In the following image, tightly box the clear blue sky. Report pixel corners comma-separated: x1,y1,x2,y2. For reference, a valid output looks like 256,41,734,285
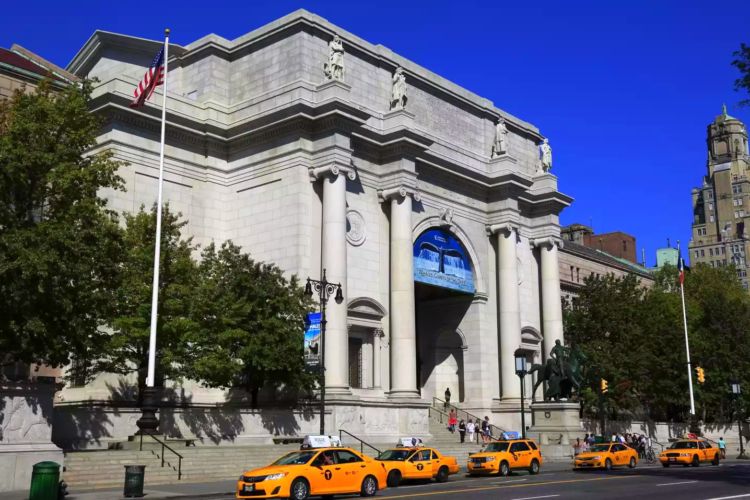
3,0,749,266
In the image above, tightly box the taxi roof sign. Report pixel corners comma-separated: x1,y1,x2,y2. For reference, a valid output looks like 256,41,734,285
301,435,342,449
397,437,424,448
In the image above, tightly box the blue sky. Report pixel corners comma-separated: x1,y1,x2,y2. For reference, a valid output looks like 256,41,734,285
3,0,749,265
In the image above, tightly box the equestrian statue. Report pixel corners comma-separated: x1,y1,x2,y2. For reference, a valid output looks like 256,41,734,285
528,340,587,401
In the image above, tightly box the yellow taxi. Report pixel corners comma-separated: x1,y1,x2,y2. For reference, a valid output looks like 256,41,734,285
659,438,721,467
573,442,638,470
375,441,460,487
467,439,543,476
236,436,387,499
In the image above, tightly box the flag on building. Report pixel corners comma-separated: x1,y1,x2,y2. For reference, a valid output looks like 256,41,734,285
130,47,165,108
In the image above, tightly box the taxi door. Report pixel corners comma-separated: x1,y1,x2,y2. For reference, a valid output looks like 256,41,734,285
308,450,338,495
406,449,433,479
428,449,443,477
612,444,627,465
698,441,709,462
333,450,365,493
509,441,531,468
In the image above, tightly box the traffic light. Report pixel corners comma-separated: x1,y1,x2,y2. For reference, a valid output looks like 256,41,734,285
600,378,609,393
696,366,705,384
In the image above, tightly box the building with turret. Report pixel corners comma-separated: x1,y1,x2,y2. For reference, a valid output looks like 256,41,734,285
689,106,750,289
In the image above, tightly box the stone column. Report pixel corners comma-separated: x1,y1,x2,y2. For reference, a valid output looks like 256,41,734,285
491,224,522,400
313,164,355,393
538,238,565,355
373,328,383,388
381,186,420,398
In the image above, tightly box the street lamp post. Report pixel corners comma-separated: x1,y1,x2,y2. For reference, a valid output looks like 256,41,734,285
730,380,748,460
515,354,528,439
305,268,343,436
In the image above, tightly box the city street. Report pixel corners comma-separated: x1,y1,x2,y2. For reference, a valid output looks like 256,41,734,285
205,462,750,500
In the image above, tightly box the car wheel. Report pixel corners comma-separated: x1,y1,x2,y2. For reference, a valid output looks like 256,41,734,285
712,454,720,466
629,457,636,469
499,461,510,477
360,476,378,497
436,466,449,483
290,478,310,500
692,455,700,467
604,458,612,471
386,470,401,487
529,459,540,475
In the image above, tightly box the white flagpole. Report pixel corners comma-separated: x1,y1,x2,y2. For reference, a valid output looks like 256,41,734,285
679,258,696,415
145,29,170,389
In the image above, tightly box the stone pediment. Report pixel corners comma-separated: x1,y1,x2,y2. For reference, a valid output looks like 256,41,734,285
347,297,387,326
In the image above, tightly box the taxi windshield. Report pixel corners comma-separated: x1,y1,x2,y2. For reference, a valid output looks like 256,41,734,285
670,441,697,449
483,442,510,452
272,451,316,465
589,444,611,452
377,449,411,461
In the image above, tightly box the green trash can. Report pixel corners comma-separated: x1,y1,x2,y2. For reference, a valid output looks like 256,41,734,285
29,461,60,500
123,465,146,498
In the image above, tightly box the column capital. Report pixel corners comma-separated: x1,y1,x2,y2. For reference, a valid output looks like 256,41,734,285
531,236,564,250
378,185,421,203
309,164,357,182
486,222,518,237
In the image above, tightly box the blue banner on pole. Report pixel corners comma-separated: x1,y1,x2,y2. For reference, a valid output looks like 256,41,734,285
304,312,322,368
413,229,475,293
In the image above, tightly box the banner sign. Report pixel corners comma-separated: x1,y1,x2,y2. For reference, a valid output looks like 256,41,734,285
304,312,322,368
413,229,475,293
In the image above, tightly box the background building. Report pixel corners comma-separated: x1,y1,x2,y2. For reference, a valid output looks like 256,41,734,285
561,223,637,263
689,107,750,289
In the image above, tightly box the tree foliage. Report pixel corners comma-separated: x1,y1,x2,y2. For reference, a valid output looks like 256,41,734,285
184,241,315,407
565,265,750,423
732,43,750,107
0,80,124,375
96,205,197,399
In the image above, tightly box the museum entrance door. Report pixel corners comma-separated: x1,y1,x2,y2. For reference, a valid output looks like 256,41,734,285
412,227,475,404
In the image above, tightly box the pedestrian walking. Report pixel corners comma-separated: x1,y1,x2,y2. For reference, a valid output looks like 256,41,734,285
466,420,476,443
573,437,582,456
458,419,466,443
448,409,458,433
719,437,726,459
444,387,451,410
481,416,491,444
475,418,482,443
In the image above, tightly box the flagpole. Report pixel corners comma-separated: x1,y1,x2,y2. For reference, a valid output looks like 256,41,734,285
146,28,170,389
679,258,696,416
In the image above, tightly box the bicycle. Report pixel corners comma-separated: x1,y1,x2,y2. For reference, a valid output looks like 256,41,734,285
644,447,657,464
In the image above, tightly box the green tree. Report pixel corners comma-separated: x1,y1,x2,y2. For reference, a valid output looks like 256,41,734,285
732,43,750,106
0,80,124,378
185,241,314,407
97,205,197,401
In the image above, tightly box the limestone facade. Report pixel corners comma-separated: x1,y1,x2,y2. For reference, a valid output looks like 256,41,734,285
60,10,572,445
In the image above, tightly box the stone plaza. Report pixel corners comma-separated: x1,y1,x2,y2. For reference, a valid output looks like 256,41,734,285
56,9,573,447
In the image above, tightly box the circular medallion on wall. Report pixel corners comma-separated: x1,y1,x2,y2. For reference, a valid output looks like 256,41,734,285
346,209,366,246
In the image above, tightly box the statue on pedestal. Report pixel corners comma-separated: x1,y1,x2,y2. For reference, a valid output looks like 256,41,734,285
539,138,552,172
390,67,407,110
323,35,345,81
529,340,586,401
492,119,508,157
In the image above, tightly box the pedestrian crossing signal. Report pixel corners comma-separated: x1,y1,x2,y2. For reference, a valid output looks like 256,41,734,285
600,379,608,393
696,366,705,384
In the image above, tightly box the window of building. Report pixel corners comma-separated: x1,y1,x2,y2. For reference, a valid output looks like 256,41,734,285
735,211,740,218
710,215,715,222
708,190,714,199
741,210,745,217
576,268,580,282
710,248,714,256
695,250,699,259
722,247,726,254
709,203,714,210
701,249,705,257
622,240,627,252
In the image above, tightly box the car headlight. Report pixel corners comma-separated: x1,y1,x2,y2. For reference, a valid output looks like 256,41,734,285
265,473,287,480
485,457,495,462
680,453,691,457
591,455,601,460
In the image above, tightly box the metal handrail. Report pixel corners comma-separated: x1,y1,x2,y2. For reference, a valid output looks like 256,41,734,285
339,429,382,456
139,433,183,480
431,397,506,440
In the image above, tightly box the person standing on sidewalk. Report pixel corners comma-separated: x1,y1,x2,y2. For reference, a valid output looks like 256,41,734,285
466,420,475,443
719,437,726,459
458,419,466,443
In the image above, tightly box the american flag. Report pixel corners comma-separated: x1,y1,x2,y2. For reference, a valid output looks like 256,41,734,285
679,258,685,286
130,47,165,108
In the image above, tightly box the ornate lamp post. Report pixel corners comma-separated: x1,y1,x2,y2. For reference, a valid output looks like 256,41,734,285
515,354,528,439
730,380,748,459
305,269,343,435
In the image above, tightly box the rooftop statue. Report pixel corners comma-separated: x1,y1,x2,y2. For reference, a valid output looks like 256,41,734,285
323,35,344,81
540,138,552,172
492,119,508,157
390,67,407,110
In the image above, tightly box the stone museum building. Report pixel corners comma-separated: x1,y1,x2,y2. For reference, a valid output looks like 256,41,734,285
57,10,573,446
689,107,750,289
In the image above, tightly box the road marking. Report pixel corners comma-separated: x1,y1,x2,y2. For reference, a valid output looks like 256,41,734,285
656,480,698,487
511,496,560,500
383,476,627,498
492,479,529,484
704,495,750,500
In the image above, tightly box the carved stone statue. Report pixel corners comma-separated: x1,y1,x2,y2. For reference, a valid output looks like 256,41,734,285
540,138,552,172
323,35,344,81
492,119,508,157
390,67,407,110
529,341,587,401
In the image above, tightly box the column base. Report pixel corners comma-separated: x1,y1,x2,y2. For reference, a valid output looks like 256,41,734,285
388,390,421,400
325,385,352,397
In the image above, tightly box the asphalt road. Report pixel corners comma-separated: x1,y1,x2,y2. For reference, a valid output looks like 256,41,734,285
213,462,750,500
